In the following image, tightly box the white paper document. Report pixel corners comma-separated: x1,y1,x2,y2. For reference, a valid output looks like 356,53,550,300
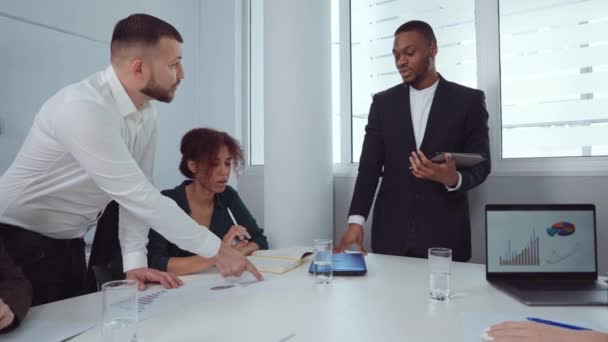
136,272,284,321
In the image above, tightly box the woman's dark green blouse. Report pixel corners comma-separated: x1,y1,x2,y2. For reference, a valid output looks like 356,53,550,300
147,180,269,271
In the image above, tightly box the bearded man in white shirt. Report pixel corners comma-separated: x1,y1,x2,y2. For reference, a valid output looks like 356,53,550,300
0,13,260,306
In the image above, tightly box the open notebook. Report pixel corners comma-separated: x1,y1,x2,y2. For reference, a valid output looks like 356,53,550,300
247,246,313,274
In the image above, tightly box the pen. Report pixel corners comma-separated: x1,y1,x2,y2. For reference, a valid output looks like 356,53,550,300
227,207,238,226
227,207,241,245
527,317,592,331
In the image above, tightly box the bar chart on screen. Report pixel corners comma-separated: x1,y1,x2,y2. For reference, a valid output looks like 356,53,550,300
499,230,540,266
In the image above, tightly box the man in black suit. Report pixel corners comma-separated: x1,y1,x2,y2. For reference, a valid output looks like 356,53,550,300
335,20,490,262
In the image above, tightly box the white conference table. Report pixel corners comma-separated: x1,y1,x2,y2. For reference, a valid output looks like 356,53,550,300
22,253,608,341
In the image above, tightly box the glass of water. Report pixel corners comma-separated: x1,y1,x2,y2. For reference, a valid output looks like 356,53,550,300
428,247,452,301
313,239,333,284
102,279,138,342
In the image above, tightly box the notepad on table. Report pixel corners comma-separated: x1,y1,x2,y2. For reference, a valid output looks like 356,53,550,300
247,246,313,274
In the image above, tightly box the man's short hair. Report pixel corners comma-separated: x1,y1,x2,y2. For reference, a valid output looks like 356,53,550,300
394,20,437,45
111,14,183,55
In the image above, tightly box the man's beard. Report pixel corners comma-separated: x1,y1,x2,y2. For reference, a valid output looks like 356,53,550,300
141,76,178,103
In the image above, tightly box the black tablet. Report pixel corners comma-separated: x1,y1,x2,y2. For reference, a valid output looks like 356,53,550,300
308,252,367,276
430,152,485,167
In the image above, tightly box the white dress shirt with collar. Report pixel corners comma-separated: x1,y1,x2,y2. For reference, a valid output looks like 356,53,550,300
348,79,462,226
0,65,220,271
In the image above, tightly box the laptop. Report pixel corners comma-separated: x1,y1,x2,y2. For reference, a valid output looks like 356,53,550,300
308,252,367,276
485,204,607,306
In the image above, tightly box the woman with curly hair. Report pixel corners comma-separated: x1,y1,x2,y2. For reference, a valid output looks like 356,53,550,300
147,128,268,275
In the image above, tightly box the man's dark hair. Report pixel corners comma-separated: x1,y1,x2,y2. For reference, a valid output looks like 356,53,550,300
111,14,183,55
394,20,437,45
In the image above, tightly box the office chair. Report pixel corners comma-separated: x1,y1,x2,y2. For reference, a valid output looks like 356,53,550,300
85,201,124,292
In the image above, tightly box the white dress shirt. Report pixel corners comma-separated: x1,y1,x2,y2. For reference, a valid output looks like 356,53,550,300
348,79,461,226
0,66,220,271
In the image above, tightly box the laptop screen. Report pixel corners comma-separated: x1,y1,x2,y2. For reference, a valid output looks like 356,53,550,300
486,204,597,275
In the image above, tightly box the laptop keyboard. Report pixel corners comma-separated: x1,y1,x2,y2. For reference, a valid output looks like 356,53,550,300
508,280,607,291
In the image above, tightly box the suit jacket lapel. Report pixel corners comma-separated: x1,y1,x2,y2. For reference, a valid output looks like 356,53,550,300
396,84,417,153
420,75,448,153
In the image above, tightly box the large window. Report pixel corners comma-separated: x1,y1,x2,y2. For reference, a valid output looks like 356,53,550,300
350,0,477,162
248,0,608,169
499,0,608,159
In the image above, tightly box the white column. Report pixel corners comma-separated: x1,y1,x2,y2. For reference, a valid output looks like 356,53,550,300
263,0,333,248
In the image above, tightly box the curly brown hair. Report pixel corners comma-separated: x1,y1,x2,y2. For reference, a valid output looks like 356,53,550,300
178,128,245,179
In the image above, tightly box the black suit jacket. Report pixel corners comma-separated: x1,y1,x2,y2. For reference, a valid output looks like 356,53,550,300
349,76,491,261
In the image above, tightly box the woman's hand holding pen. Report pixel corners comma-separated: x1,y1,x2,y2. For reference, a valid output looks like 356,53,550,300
223,225,251,248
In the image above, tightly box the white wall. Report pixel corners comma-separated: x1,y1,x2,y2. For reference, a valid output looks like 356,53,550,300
0,0,145,42
262,0,333,248
198,1,243,138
